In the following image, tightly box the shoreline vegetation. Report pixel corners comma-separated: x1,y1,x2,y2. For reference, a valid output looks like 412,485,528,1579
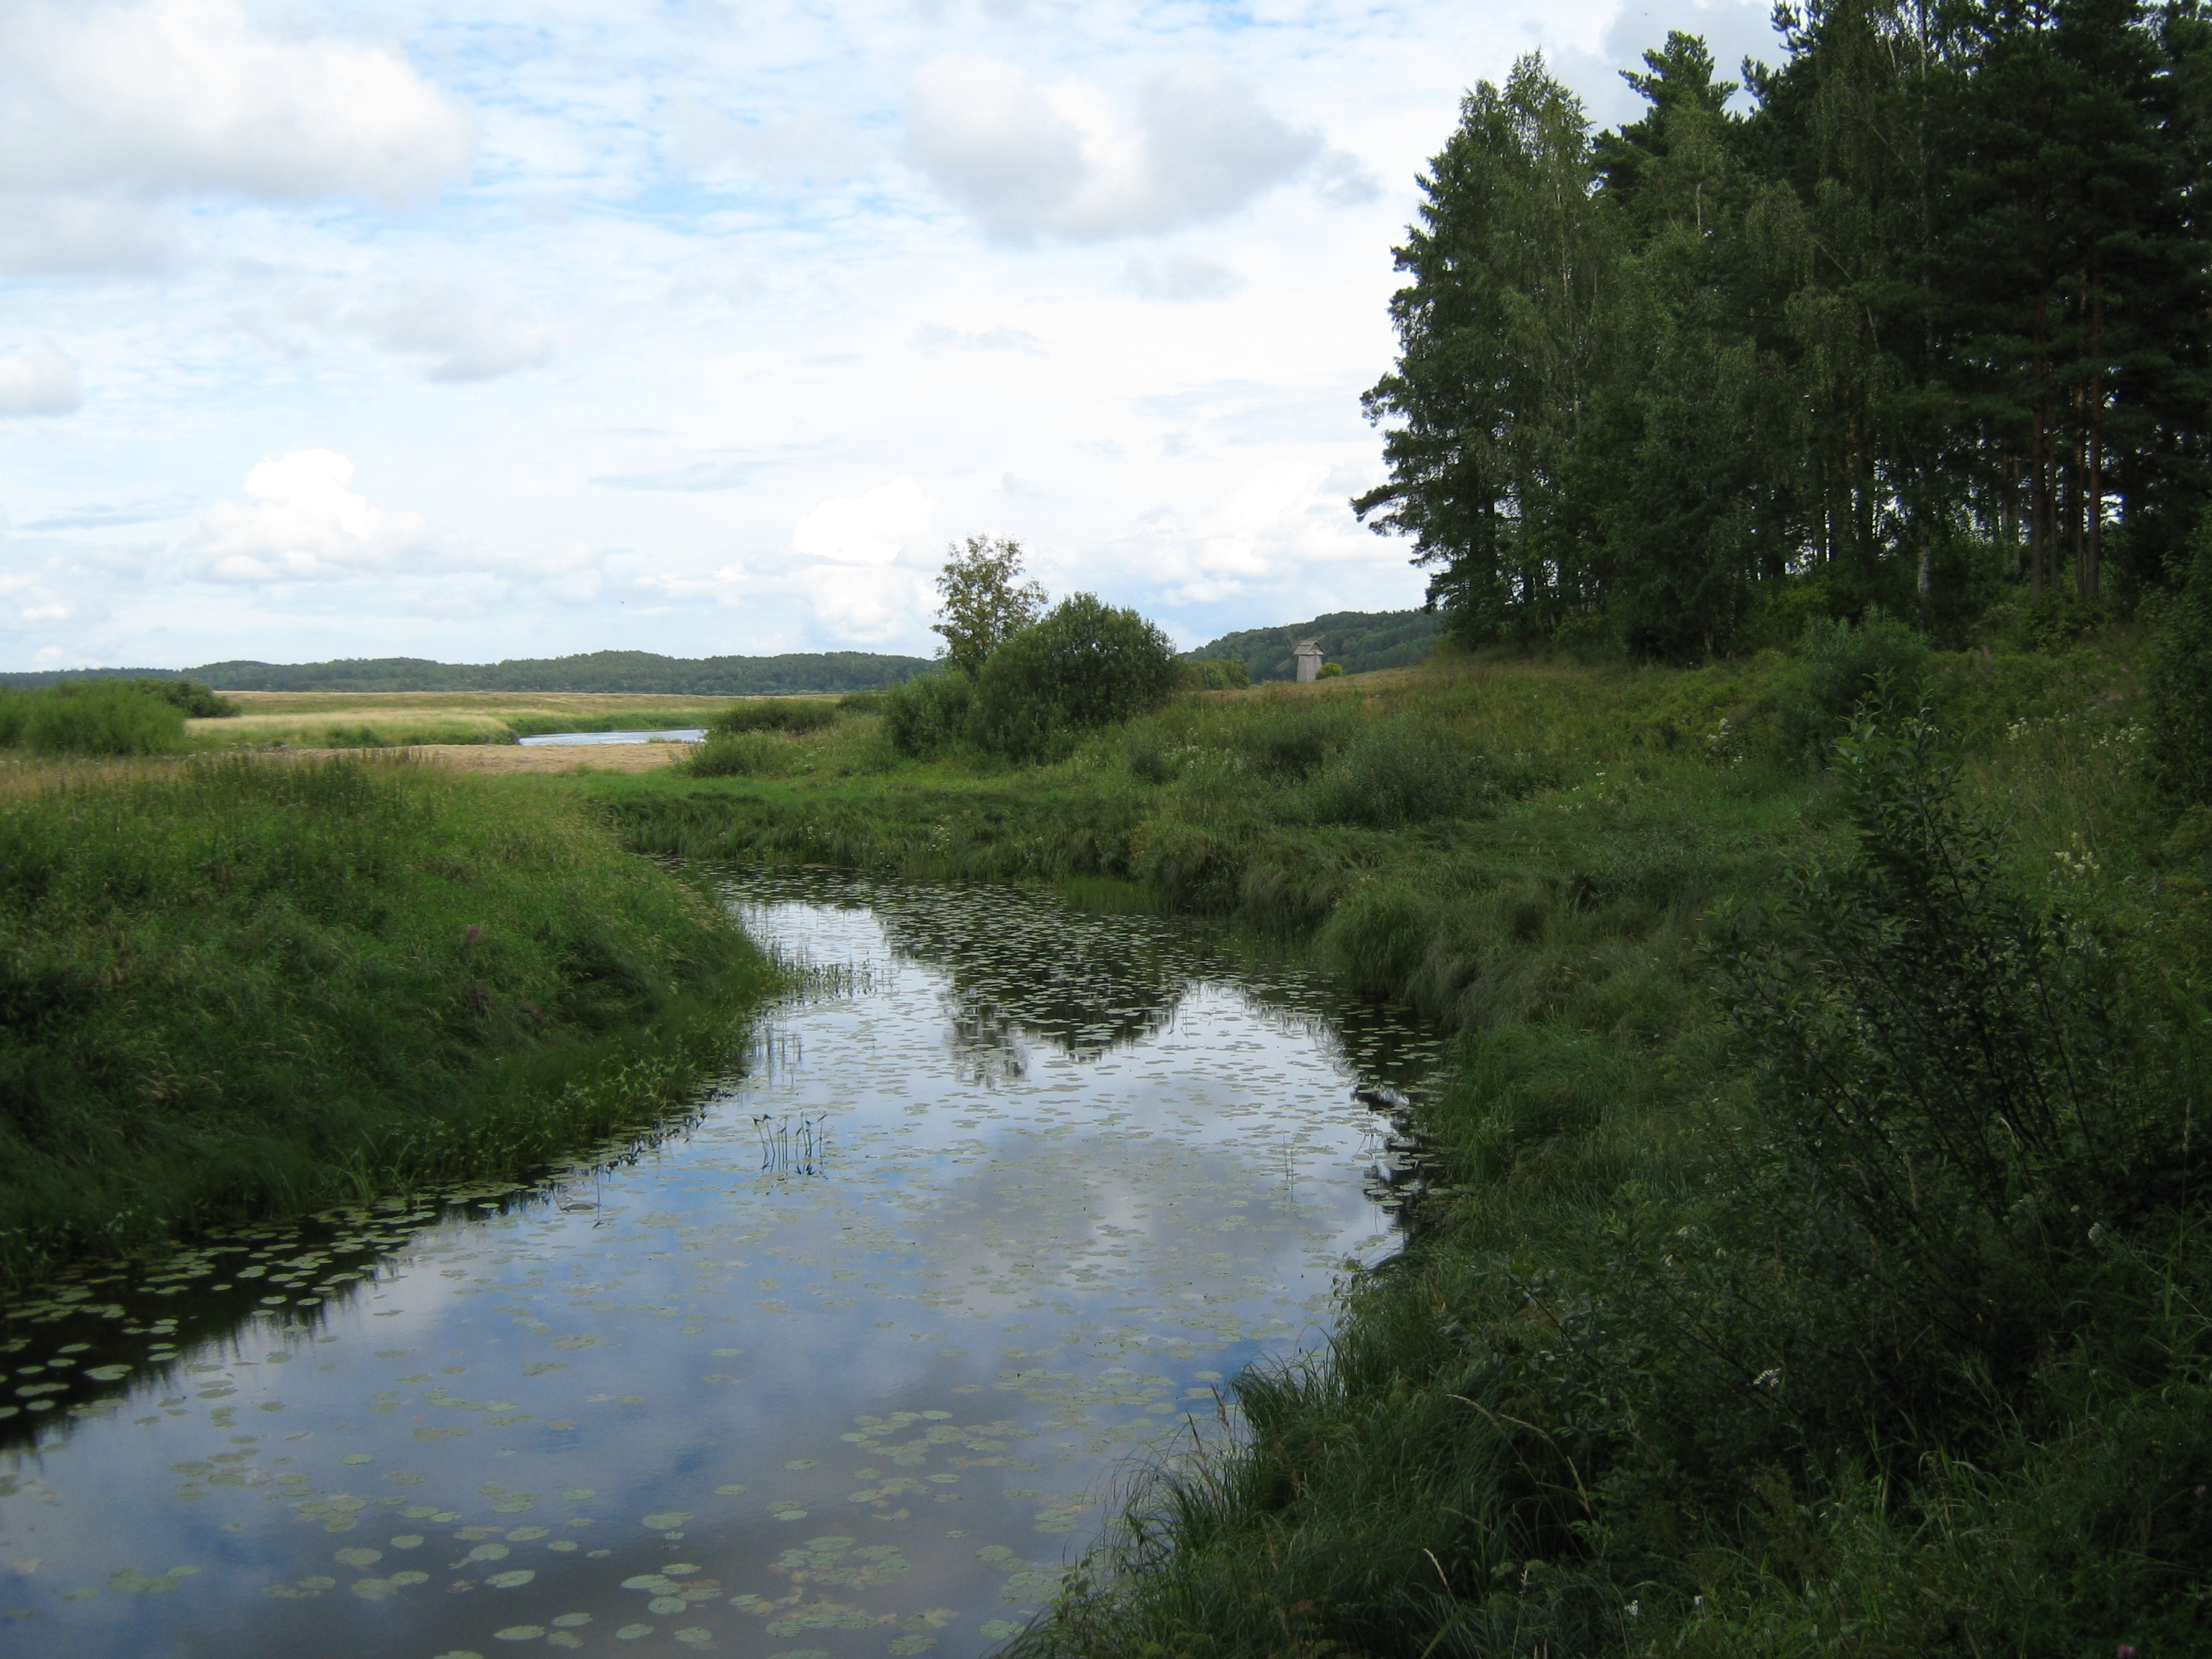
1,590,2204,1650
562,607,2209,1655
0,752,775,1290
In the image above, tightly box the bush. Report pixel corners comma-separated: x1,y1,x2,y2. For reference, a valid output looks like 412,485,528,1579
970,593,1179,763
684,735,768,777
714,698,840,734
837,691,886,714
881,670,975,758
1317,661,1346,679
2146,525,2212,804
1773,609,1931,760
18,683,188,756
135,677,235,718
1174,657,1253,693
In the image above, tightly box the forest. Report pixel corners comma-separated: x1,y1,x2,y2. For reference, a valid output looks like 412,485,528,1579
1357,0,2212,660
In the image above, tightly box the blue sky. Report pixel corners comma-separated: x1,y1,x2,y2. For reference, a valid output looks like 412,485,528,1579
0,0,1784,670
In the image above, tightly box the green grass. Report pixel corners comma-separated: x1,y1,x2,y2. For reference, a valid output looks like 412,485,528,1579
572,640,2207,1658
0,753,775,1287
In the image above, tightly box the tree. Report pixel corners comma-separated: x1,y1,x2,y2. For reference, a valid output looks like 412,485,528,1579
1355,54,1626,646
970,595,1179,763
932,535,1047,678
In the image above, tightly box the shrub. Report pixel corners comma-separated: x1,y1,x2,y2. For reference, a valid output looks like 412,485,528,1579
2146,524,2212,804
1174,657,1253,693
838,691,886,714
19,683,187,756
714,698,840,734
1317,661,1346,679
685,735,766,777
881,670,975,758
1773,610,1931,760
971,593,1179,763
2015,588,2107,651
1714,697,2168,1416
133,677,235,718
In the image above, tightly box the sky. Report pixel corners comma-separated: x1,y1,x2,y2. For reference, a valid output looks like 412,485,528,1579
0,0,1788,671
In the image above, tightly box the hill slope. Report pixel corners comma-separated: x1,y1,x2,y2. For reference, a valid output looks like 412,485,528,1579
0,649,932,696
1185,608,1440,680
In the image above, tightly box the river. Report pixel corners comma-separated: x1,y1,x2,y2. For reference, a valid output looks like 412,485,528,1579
0,869,1437,1659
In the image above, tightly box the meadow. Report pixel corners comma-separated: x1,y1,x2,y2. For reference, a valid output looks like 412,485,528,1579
570,631,2208,1657
0,752,773,1288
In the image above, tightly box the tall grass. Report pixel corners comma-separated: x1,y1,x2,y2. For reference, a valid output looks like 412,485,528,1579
0,682,189,755
0,755,773,1286
572,632,2200,1658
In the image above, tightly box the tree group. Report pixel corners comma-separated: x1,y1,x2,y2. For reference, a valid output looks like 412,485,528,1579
1359,0,2212,657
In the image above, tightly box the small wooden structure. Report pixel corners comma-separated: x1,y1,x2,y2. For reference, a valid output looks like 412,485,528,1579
1292,639,1324,683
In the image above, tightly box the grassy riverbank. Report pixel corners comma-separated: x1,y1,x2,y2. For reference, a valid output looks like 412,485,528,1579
0,753,773,1288
577,636,2210,1656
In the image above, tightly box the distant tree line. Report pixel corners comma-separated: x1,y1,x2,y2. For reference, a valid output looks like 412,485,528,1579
1184,609,1443,680
1358,0,2212,657
0,650,933,696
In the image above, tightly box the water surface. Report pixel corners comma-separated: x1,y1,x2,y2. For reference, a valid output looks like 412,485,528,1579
0,871,1434,1659
515,730,706,747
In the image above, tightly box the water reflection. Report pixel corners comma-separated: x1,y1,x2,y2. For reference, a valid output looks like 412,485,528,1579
0,871,1440,1659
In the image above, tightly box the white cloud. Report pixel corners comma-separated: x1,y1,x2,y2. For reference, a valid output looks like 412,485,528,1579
665,102,870,188
1118,252,1244,302
351,284,555,383
905,56,1322,242
0,346,81,416
916,323,1043,351
791,477,938,567
0,0,475,210
185,449,466,583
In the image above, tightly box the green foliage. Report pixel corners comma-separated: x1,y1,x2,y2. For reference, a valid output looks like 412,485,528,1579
996,688,2206,1659
1316,660,1346,678
11,682,189,756
930,533,1046,678
1186,608,1440,682
2146,524,2212,804
1359,5,2212,655
109,677,235,717
0,756,769,1283
881,670,976,760
713,698,840,734
971,593,1179,763
1773,611,1932,760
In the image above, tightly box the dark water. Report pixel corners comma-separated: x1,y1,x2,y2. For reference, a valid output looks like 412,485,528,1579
514,731,706,747
0,871,1437,1659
